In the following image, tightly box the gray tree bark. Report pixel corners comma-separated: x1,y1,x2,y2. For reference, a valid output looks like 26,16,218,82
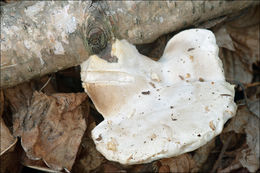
0,1,258,88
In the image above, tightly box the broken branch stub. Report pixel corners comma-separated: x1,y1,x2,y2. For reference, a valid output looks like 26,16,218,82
1,1,258,88
81,29,237,164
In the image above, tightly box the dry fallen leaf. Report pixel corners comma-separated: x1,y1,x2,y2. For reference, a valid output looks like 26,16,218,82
0,142,22,173
158,165,170,173
0,118,17,156
247,83,260,118
159,153,197,173
222,106,260,172
240,111,260,172
127,162,158,173
0,90,4,117
21,152,62,173
72,115,105,173
14,91,88,172
0,90,17,156
223,107,250,134
192,138,215,170
4,82,35,113
214,5,260,83
1,89,21,173
101,163,127,173
248,99,260,118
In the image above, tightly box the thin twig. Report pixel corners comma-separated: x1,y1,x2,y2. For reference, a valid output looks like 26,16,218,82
245,82,260,89
218,162,242,173
39,74,53,92
210,135,232,173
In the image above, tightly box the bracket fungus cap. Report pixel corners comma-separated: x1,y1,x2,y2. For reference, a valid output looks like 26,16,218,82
81,29,237,164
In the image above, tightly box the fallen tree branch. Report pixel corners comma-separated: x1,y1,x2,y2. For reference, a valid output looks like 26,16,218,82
211,136,232,173
1,1,258,88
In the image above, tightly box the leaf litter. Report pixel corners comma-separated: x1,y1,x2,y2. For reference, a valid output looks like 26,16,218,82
0,4,259,173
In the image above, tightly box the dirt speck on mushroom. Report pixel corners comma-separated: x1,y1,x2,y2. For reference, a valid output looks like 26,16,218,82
142,91,150,95
107,138,118,152
209,121,216,131
179,75,184,80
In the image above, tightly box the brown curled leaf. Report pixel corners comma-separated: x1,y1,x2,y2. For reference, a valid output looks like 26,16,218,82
16,91,88,172
159,154,197,173
72,115,105,173
0,90,17,156
21,153,61,173
0,118,17,156
222,106,260,172
214,5,260,83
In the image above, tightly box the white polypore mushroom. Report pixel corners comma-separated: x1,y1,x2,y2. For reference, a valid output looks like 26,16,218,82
80,29,237,165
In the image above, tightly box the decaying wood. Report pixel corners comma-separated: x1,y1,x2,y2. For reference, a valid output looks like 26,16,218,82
1,1,258,88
